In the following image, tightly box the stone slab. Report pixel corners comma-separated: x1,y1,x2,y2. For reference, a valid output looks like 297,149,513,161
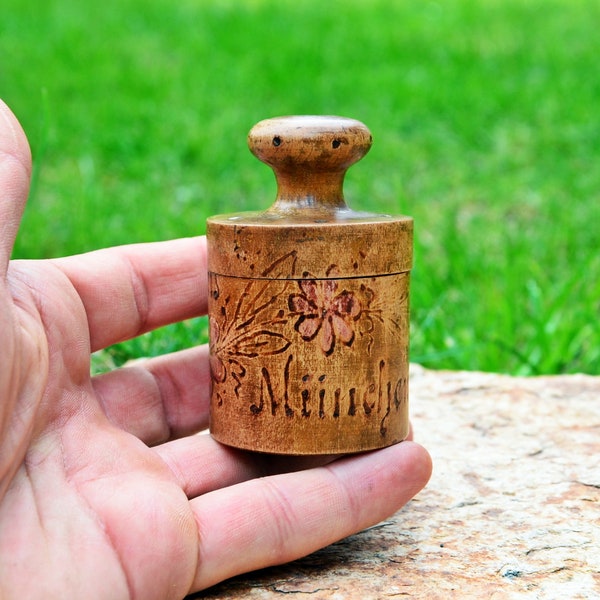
193,365,600,599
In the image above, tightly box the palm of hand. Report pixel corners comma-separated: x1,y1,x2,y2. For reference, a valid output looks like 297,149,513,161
0,101,431,599
1,257,202,598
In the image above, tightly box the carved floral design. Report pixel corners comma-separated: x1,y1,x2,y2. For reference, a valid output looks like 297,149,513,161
208,252,297,390
209,249,409,429
209,308,291,376
288,279,362,356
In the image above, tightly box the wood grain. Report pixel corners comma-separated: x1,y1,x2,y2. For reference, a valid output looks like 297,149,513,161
206,116,412,454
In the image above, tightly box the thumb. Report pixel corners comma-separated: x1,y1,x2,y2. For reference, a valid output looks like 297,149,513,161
0,99,32,274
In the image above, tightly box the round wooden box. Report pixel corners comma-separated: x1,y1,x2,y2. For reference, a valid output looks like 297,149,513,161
207,116,413,454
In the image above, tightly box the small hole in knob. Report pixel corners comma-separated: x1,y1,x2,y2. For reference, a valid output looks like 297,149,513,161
332,139,341,149
273,136,282,146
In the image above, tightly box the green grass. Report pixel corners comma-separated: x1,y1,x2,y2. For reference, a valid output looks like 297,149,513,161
2,0,599,375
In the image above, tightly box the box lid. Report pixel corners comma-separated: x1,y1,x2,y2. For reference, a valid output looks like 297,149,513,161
207,116,412,279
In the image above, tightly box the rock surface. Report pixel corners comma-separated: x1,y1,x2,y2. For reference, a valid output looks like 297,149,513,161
194,365,600,599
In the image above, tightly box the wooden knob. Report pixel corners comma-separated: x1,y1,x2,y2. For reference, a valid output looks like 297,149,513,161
248,116,372,212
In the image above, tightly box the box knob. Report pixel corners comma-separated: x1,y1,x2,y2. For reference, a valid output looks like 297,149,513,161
248,115,372,215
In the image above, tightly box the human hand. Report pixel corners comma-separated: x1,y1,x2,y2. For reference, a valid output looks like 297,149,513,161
0,99,432,599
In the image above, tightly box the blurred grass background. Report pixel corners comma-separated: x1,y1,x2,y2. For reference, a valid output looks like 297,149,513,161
2,0,599,375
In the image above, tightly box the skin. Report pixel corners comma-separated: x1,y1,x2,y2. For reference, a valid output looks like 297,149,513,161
0,99,432,599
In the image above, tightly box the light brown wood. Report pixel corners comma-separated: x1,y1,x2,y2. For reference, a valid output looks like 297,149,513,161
206,116,413,454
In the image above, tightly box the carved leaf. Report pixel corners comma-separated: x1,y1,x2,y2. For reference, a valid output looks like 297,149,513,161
232,252,297,330
261,250,298,278
231,329,291,358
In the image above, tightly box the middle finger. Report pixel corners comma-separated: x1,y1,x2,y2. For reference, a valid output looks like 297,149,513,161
92,344,211,445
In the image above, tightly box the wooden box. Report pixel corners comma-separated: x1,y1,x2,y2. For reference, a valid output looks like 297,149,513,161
207,116,413,454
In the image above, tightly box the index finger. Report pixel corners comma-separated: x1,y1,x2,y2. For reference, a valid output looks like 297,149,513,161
51,236,208,351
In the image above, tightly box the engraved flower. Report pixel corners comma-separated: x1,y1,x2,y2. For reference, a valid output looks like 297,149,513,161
288,279,362,355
